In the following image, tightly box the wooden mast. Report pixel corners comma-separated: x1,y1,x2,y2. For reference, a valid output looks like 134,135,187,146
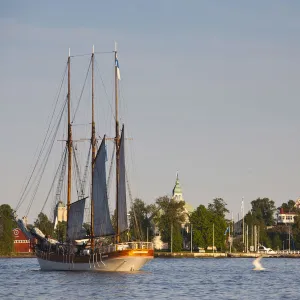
114,42,120,243
66,48,72,238
91,45,96,250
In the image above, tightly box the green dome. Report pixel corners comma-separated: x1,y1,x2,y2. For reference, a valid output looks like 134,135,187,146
173,179,182,194
173,173,182,195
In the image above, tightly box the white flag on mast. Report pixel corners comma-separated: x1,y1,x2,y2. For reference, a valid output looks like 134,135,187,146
115,55,121,80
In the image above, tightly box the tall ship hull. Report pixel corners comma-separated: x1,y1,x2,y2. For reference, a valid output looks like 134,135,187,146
36,244,153,272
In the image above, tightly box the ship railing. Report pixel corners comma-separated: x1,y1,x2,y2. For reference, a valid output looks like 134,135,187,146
98,242,153,254
116,242,154,251
99,244,117,254
277,250,300,255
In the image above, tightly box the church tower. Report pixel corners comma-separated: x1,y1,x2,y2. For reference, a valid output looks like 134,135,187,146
53,201,67,229
172,172,184,201
172,172,193,225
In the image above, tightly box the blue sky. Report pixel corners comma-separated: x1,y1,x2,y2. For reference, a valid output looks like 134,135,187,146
1,0,300,222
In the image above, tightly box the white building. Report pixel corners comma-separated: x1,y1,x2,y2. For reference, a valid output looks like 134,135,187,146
53,201,67,228
277,207,296,224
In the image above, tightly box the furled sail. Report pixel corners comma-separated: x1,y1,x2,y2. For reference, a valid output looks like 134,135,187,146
67,198,86,240
118,126,128,233
93,137,115,236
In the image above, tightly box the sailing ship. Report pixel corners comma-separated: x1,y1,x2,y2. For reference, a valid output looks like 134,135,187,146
16,45,154,271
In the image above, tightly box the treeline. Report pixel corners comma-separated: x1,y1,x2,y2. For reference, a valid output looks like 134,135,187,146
129,196,300,252
128,196,229,252
242,198,300,251
0,205,16,255
2,196,300,254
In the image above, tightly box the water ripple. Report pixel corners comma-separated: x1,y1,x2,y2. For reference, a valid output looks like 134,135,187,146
0,257,299,299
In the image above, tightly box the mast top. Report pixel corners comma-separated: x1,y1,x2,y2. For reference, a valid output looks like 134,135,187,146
68,48,71,58
92,45,94,54
114,41,117,52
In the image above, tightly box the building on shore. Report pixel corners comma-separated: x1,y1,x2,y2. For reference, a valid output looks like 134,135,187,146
172,172,193,228
13,228,33,253
13,217,35,253
53,201,67,228
277,207,297,224
153,173,193,250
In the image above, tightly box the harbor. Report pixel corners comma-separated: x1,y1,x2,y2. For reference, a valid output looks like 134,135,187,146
155,251,300,258
1,1,300,299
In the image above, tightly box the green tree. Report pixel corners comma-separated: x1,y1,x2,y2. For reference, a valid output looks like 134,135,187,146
190,202,227,251
208,198,229,218
259,226,272,247
111,210,129,243
82,222,91,236
128,198,154,241
155,196,186,252
0,204,16,255
280,200,296,213
232,236,244,252
190,205,213,249
34,212,54,237
242,198,277,249
53,221,67,242
291,215,300,249
270,233,282,250
250,198,277,226
171,223,183,252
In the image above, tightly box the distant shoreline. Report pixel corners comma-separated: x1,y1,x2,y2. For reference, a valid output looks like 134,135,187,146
2,252,300,259
155,252,300,258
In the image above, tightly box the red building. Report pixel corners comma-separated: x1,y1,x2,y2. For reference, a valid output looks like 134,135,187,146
12,228,33,253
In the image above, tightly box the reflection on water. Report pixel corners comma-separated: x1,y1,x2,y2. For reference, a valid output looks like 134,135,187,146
0,257,299,299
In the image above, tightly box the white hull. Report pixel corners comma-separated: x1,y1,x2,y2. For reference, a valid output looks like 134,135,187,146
37,256,152,272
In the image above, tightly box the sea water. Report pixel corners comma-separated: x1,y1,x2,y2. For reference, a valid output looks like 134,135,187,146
0,257,298,299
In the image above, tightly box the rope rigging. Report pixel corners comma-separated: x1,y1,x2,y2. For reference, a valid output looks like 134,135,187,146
16,50,134,232
55,147,68,205
126,169,142,241
40,146,67,216
72,58,91,123
106,143,115,203
94,58,116,125
81,143,91,199
16,63,68,212
72,144,85,199
25,97,68,216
